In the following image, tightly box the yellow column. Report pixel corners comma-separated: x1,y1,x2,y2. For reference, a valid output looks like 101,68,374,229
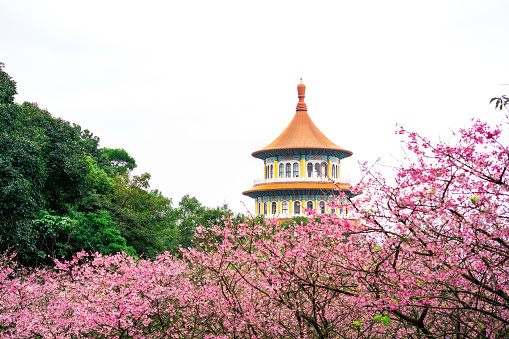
300,158,305,177
302,199,306,213
326,199,330,213
338,162,341,178
278,200,281,214
315,199,318,211
328,160,332,178
274,160,279,178
289,199,293,214
255,202,258,215
264,164,267,179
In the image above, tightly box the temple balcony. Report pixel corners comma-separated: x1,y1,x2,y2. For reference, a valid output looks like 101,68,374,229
264,210,357,220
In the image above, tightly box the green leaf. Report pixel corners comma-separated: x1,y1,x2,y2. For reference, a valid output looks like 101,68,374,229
353,321,361,326
471,194,481,205
382,316,392,325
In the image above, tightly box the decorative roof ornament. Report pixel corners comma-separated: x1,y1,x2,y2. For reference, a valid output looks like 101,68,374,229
296,83,307,111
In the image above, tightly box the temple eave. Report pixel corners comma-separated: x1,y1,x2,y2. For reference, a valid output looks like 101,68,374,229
242,182,351,198
252,147,353,160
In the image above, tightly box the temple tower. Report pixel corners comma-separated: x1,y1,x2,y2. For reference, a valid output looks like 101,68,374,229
242,82,353,218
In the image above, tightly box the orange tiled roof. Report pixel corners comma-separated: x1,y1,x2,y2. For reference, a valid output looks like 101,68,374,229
252,83,352,159
242,181,349,198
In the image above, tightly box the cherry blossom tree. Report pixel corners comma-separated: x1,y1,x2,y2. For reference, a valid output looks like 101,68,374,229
184,110,509,338
0,251,220,338
344,114,509,337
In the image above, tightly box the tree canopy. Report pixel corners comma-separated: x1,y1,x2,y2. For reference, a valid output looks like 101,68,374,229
0,63,17,105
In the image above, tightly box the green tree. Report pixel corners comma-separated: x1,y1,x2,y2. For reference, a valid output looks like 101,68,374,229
30,213,77,265
0,104,47,255
73,210,136,256
99,148,136,175
0,62,17,105
105,172,174,257
27,211,135,266
174,195,231,249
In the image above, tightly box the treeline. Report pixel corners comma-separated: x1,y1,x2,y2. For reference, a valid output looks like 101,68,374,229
0,63,231,266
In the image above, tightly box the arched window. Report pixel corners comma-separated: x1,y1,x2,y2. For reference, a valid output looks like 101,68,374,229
263,202,268,215
271,202,277,214
282,201,288,214
307,163,313,177
293,162,299,177
294,201,301,215
319,201,326,214
279,163,284,178
321,162,327,178
307,201,313,210
286,163,291,178
315,163,320,177
270,165,274,179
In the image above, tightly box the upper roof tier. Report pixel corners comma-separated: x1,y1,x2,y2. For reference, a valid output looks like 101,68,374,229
251,83,353,160
242,181,351,198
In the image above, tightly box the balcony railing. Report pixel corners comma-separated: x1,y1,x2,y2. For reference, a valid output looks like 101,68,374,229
253,176,351,186
265,211,358,220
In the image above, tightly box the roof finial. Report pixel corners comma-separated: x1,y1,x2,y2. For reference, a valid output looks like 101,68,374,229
296,81,307,111
300,77,302,84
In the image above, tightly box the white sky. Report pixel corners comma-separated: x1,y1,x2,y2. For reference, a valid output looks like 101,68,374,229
1,0,508,213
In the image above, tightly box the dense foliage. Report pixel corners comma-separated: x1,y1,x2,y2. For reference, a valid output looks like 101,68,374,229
0,63,16,105
0,64,230,265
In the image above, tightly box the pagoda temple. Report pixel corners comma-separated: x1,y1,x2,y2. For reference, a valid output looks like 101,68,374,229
242,82,353,218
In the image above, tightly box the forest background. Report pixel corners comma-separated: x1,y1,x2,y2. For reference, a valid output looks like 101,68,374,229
0,64,235,266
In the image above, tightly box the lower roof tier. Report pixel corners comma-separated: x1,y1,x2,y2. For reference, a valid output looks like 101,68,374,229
242,181,352,199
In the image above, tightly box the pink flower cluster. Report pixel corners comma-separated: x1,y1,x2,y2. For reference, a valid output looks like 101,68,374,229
0,252,217,338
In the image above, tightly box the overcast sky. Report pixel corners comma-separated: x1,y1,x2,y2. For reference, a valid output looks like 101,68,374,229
1,0,508,213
